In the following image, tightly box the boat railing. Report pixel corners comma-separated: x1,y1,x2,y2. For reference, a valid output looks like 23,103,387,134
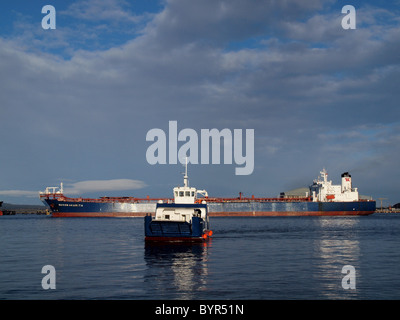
39,192,172,203
205,197,312,203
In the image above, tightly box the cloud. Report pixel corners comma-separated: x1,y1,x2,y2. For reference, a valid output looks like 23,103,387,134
1,1,400,204
3,0,150,57
63,179,147,195
62,0,141,23
0,179,147,198
144,0,327,48
0,190,39,197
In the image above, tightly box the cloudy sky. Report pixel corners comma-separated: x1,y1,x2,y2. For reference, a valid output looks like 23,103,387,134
0,0,399,206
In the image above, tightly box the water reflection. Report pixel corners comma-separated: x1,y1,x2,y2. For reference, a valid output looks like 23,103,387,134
313,217,360,299
143,240,212,299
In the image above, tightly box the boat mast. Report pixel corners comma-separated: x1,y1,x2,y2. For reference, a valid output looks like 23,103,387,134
183,157,189,187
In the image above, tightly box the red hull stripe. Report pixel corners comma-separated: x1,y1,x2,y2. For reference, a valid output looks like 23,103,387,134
145,236,206,242
51,212,145,217
51,211,375,217
209,211,375,216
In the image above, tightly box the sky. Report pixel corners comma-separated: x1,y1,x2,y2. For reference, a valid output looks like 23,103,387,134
0,0,399,206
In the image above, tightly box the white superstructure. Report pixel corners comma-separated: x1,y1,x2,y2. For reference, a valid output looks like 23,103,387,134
310,169,359,202
172,158,208,205
154,158,208,222
39,183,64,196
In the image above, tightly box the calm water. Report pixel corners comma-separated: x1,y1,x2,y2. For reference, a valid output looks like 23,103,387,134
1,213,400,300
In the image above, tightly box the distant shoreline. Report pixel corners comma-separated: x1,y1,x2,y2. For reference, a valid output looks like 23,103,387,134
1,203,47,214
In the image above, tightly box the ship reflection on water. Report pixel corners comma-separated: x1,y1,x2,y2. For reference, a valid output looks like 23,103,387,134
143,240,212,299
312,217,361,299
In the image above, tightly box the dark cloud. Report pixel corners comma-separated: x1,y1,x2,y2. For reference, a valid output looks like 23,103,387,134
0,0,399,205
144,0,327,48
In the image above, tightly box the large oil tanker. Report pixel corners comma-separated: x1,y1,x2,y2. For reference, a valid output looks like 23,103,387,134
40,169,376,217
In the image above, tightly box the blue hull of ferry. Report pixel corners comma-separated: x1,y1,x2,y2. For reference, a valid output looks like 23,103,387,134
144,215,207,241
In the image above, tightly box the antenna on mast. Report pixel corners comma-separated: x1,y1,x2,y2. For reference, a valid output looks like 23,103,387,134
183,157,188,187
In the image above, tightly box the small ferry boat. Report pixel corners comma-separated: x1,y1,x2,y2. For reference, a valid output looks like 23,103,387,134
144,160,212,242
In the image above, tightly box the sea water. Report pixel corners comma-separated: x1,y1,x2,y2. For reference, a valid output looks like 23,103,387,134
1,213,400,300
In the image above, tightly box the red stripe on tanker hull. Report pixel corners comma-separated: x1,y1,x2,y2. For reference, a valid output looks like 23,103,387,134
208,211,375,216
51,211,147,217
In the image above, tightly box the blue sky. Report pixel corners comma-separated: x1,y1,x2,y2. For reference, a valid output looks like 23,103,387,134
0,0,399,206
